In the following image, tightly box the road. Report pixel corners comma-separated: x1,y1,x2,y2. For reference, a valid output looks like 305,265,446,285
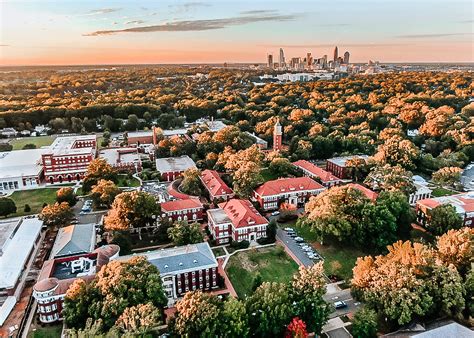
324,288,362,319
73,198,107,225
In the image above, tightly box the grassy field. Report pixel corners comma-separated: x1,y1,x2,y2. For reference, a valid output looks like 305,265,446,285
117,174,141,187
10,136,56,150
226,246,299,298
28,324,62,338
9,188,58,216
431,187,458,197
290,221,364,281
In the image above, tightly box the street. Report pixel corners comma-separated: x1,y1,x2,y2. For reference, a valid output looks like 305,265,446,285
324,288,361,319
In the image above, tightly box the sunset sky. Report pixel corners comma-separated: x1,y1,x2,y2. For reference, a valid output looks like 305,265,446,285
1,0,472,66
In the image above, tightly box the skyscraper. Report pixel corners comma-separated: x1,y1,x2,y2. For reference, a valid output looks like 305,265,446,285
333,46,338,62
322,55,328,69
343,51,350,64
306,52,313,67
279,48,286,68
267,54,273,68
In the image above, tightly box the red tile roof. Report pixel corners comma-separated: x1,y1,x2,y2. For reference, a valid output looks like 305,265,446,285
218,199,268,229
201,170,234,197
161,199,203,212
346,183,378,201
416,192,474,213
293,160,342,183
254,177,325,197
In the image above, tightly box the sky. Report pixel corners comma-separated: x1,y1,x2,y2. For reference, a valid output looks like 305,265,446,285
0,0,473,65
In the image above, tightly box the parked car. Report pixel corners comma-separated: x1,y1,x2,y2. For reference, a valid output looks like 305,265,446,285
271,211,280,216
334,301,347,309
288,232,297,238
294,237,304,243
284,227,294,232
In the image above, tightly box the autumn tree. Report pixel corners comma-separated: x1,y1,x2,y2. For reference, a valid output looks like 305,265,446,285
114,303,162,335
167,221,204,246
90,179,121,208
364,164,416,196
0,197,17,217
104,191,159,231
285,317,308,338
83,158,117,192
432,166,462,188
428,204,463,236
39,202,73,227
269,157,295,178
373,135,420,170
180,168,202,196
56,187,77,206
436,227,473,269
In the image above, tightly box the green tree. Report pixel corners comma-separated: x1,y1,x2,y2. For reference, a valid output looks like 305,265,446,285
268,157,294,177
357,203,397,253
167,221,204,246
429,204,463,236
220,298,249,338
351,308,378,338
376,191,415,238
0,197,17,217
180,168,202,196
265,220,277,243
22,143,37,149
56,187,77,206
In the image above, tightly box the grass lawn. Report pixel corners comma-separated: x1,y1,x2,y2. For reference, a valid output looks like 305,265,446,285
290,220,364,281
10,136,56,150
226,246,299,298
212,247,226,257
431,187,458,197
9,188,58,216
117,174,141,187
28,324,62,338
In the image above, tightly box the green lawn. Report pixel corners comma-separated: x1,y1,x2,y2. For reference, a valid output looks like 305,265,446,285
290,221,364,281
10,136,55,150
28,324,62,338
431,187,458,197
212,247,226,257
226,246,299,298
9,188,58,216
117,174,141,187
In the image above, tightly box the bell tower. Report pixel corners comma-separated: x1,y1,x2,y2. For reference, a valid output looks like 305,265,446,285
273,119,282,151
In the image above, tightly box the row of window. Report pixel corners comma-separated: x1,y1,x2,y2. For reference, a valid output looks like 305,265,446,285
0,181,19,191
178,280,216,294
39,313,59,323
38,303,58,313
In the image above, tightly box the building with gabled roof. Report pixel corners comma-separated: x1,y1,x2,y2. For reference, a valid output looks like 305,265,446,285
207,199,268,244
200,169,234,202
51,224,96,259
346,183,379,202
115,242,219,306
326,155,370,179
160,198,204,223
416,191,474,227
293,160,345,187
253,176,325,211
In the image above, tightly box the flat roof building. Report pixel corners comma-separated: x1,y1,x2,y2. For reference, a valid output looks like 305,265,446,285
98,147,141,172
155,155,197,181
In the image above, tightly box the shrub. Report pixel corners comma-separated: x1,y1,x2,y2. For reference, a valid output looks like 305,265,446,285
24,204,31,212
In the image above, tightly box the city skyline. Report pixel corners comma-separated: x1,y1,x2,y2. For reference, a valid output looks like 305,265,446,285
1,0,473,66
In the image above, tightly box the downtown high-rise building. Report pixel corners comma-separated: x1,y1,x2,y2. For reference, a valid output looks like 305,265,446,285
279,48,286,68
267,54,274,68
306,52,313,67
333,46,338,62
343,51,350,64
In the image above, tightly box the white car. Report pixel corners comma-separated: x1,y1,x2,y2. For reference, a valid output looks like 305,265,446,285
271,211,280,216
294,237,304,242
284,227,294,232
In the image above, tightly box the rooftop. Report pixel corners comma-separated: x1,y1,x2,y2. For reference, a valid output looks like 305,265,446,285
346,183,379,201
200,170,234,197
207,208,232,225
99,147,140,166
293,160,342,182
161,199,203,212
127,130,152,138
116,242,217,275
162,128,188,137
0,148,47,179
417,191,474,214
45,135,96,156
51,224,96,258
218,199,268,229
156,155,196,173
327,155,370,167
254,176,325,197
0,217,43,289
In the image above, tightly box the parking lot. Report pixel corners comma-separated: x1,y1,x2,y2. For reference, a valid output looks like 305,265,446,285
276,227,323,267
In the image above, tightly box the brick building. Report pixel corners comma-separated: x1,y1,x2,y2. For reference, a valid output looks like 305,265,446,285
346,183,379,202
99,147,142,172
207,199,268,244
156,155,197,181
416,192,474,227
273,120,283,151
293,160,345,187
325,155,369,179
115,242,219,306
253,177,325,211
200,169,234,202
160,199,204,223
41,135,97,184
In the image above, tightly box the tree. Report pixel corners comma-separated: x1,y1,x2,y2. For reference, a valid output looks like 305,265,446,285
269,157,294,177
246,282,294,337
357,203,397,253
364,164,416,196
167,221,204,246
22,143,37,149
171,291,221,337
83,158,117,192
114,303,162,334
91,179,121,208
351,308,378,338
64,256,167,331
220,297,249,338
432,167,462,188
376,191,415,238
56,187,77,206
279,202,298,221
104,191,158,231
24,204,31,213
251,273,263,292
265,220,277,243
232,161,262,198
373,136,420,170
285,317,308,338
436,227,473,269
39,202,73,227
0,197,17,217
180,168,202,196
428,204,463,236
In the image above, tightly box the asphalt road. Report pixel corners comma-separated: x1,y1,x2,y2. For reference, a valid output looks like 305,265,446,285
324,288,362,319
73,199,107,225
276,228,316,267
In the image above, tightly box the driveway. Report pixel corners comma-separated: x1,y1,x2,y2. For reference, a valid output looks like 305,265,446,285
276,228,315,267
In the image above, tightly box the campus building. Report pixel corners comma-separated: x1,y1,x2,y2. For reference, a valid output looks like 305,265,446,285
32,245,120,323
346,183,379,202
160,199,204,223
207,199,268,244
50,224,97,259
325,155,370,179
200,170,234,202
293,160,345,187
41,135,97,184
0,217,43,326
155,155,197,181
115,242,219,306
416,192,474,227
98,147,142,172
253,177,326,211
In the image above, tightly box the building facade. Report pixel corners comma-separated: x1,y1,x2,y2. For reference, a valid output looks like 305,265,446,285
99,147,142,172
273,120,283,151
0,149,46,193
155,155,197,182
293,160,345,187
416,192,474,227
253,177,326,211
41,135,97,184
200,169,234,202
325,155,369,179
160,199,204,223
